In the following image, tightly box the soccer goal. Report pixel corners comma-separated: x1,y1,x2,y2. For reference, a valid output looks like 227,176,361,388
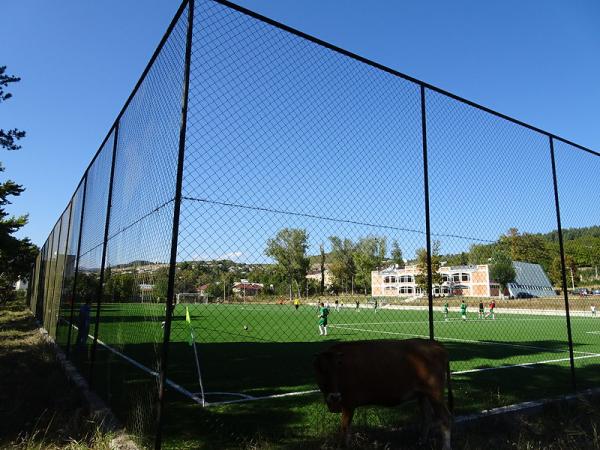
176,293,208,305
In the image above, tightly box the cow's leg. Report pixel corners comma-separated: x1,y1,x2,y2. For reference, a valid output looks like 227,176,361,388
430,398,452,450
340,406,354,447
418,394,433,444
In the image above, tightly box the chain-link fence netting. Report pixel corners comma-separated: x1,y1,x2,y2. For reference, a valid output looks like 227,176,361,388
554,140,600,391
91,4,188,442
69,130,114,379
56,180,86,351
26,0,600,447
426,88,571,410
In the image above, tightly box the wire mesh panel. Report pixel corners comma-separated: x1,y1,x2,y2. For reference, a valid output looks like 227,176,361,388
166,0,425,444
35,242,50,323
47,205,72,339
43,224,61,331
426,88,569,411
29,252,42,317
554,141,600,390
56,181,86,350
91,5,188,444
70,131,114,377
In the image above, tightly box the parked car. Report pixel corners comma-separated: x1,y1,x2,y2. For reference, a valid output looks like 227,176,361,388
592,289,600,296
578,288,590,296
516,292,535,299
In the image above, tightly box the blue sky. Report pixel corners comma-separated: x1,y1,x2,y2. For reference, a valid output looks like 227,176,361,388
2,0,600,257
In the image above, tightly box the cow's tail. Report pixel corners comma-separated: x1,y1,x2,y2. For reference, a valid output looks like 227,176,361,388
446,359,454,414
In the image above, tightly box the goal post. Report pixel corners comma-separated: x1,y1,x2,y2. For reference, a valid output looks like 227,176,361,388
175,292,208,305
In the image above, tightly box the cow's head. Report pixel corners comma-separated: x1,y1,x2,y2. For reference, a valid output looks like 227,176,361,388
313,350,343,412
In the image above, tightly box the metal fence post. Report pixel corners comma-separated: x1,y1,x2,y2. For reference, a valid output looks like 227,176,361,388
549,136,577,391
420,85,435,340
89,124,119,385
155,0,194,448
66,175,88,359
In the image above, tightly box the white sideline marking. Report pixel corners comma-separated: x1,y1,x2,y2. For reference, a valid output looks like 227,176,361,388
329,324,596,355
585,331,600,335
70,323,205,405
199,389,320,407
454,353,600,374
333,316,567,327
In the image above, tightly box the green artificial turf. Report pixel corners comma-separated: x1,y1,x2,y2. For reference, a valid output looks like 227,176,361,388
56,301,600,448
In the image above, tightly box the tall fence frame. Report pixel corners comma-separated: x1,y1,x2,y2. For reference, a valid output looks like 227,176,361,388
27,0,600,448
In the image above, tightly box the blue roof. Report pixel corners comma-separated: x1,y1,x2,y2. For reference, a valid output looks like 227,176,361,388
506,261,556,298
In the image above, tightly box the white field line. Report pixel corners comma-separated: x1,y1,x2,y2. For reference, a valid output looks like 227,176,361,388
376,304,598,318
585,331,600,335
333,316,569,327
329,324,596,355
70,323,205,405
199,389,321,407
454,353,600,374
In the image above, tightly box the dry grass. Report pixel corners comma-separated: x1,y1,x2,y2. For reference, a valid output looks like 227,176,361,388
0,300,115,449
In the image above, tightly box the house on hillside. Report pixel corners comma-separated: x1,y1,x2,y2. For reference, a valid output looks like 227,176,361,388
371,262,556,299
232,280,264,298
305,268,333,288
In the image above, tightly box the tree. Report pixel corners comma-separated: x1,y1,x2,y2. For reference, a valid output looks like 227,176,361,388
549,255,577,289
265,228,310,301
0,66,37,302
328,236,356,294
415,241,443,294
498,228,551,272
489,251,516,299
391,240,404,268
353,236,386,295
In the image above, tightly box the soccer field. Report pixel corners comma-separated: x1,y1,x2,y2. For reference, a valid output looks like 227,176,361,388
59,300,600,448
86,301,600,407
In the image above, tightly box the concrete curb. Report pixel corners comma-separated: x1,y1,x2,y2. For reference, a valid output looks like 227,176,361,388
36,326,141,450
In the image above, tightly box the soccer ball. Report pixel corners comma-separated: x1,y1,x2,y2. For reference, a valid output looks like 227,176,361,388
244,325,248,331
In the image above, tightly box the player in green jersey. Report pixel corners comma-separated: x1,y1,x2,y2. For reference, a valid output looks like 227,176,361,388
443,301,449,321
460,301,467,320
318,302,330,336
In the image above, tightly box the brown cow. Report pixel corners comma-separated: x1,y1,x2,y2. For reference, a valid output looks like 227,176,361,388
313,338,453,449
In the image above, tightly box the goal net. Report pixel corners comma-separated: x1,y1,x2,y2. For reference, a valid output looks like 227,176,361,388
176,293,208,305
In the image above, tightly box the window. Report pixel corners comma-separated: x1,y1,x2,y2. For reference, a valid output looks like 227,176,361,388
462,273,470,282
442,274,449,282
400,275,413,283
400,286,414,294
452,273,461,282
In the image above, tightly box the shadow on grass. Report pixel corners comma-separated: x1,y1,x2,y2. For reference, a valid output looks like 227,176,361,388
81,334,600,448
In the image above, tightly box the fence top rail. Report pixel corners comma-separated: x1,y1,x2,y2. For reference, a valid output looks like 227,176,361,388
213,0,599,158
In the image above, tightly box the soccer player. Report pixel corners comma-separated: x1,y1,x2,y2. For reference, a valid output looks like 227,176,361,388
485,300,496,320
460,301,467,321
355,300,360,311
478,301,484,319
592,305,597,317
318,302,330,336
335,299,340,312
294,298,300,310
374,299,378,313
443,301,449,321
